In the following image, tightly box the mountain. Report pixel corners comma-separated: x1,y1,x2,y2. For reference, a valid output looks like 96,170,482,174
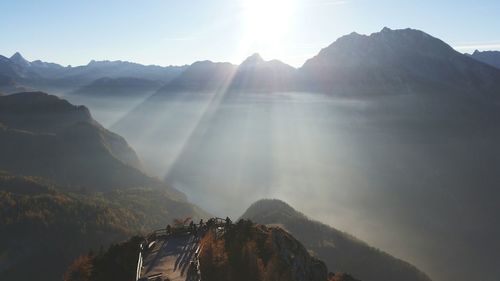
0,54,39,82
229,53,297,92
153,54,296,96
468,50,500,69
64,220,360,281
10,52,31,68
150,28,500,98
4,29,500,98
300,27,500,97
158,60,237,93
71,77,163,97
0,91,97,133
0,91,182,195
241,199,432,281
59,60,186,85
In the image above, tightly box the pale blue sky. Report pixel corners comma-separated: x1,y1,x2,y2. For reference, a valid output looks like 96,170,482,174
1,0,499,67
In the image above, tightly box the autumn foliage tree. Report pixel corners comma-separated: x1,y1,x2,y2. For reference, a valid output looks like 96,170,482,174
63,255,93,281
198,219,328,281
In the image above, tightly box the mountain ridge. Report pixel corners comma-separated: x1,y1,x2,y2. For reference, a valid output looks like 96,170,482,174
0,91,185,196
3,28,500,98
0,53,187,94
10,52,31,68
299,27,500,96
467,50,500,69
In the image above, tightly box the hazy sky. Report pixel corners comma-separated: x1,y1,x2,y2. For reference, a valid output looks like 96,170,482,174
1,0,500,67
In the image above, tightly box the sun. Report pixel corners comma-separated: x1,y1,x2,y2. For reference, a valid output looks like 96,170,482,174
240,0,298,58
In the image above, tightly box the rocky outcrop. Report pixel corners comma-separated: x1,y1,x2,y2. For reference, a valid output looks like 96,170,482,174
199,220,330,281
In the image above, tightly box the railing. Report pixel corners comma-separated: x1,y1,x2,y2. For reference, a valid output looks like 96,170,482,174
149,218,227,238
137,217,232,280
136,248,143,281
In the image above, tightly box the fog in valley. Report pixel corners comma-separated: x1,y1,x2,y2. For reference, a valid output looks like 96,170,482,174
64,90,500,281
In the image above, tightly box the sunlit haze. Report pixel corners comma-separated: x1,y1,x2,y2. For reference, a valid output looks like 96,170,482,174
2,1,500,281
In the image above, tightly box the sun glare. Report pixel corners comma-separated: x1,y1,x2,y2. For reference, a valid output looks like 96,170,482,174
240,0,297,58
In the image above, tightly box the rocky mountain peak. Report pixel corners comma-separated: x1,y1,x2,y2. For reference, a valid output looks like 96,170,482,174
10,52,31,67
240,53,265,67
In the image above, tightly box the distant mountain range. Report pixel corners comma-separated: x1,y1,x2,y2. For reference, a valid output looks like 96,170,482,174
2,27,500,98
242,199,431,281
155,28,500,98
156,53,297,94
0,52,186,94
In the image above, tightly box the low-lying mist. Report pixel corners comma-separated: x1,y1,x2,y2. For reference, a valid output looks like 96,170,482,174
72,91,500,281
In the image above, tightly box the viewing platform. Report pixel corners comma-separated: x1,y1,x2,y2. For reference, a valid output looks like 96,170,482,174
137,218,231,281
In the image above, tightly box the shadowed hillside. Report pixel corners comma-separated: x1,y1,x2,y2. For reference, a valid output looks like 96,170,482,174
0,92,185,194
0,92,209,281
